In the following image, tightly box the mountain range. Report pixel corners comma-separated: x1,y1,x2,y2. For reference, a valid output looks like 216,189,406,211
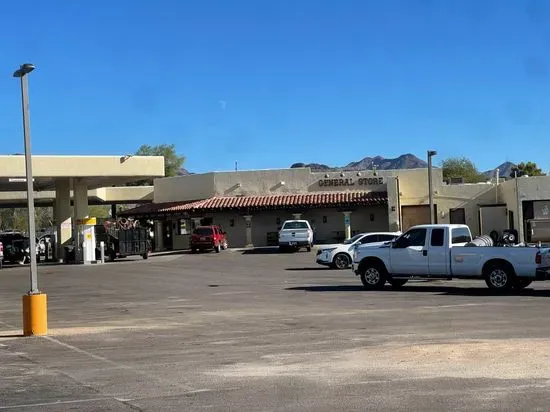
290,153,428,172
178,155,516,177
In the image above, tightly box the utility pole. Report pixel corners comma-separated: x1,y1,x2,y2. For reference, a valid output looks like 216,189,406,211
427,150,437,224
13,63,48,336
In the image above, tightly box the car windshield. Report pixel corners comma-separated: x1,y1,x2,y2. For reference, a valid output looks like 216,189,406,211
343,234,363,244
194,228,212,236
282,221,308,230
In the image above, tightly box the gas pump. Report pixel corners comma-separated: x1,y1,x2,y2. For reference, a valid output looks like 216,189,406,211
76,217,97,264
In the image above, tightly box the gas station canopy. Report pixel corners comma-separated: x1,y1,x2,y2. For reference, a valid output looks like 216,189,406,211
0,155,164,191
0,155,164,207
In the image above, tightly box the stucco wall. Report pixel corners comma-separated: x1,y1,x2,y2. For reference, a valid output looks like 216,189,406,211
498,178,524,240
516,176,550,201
213,168,313,196
211,168,398,196
154,173,216,203
396,168,444,206
436,183,497,237
152,167,444,203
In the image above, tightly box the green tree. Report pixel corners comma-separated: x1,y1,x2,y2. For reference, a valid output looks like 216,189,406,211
441,157,486,183
89,205,111,218
0,207,53,233
134,144,185,181
510,161,545,178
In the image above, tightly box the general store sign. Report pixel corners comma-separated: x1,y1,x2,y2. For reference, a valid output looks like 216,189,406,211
318,177,384,187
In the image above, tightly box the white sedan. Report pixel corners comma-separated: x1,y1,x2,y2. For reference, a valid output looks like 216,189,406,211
315,232,401,269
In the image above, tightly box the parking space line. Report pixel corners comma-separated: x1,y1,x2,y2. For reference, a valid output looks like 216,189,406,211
422,303,500,309
42,335,196,391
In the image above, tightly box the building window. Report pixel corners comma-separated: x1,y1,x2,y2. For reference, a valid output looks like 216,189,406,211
323,216,327,223
450,208,466,224
229,219,235,227
276,217,281,225
370,213,375,222
178,219,188,235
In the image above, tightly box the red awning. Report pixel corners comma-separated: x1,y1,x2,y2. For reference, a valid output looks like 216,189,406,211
119,191,388,217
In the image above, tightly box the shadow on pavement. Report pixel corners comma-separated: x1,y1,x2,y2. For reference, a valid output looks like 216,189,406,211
151,250,192,257
0,333,24,339
285,267,333,271
286,284,550,297
241,247,281,255
288,285,363,291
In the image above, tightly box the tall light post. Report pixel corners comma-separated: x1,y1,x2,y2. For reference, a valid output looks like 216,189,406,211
13,63,47,336
427,150,437,224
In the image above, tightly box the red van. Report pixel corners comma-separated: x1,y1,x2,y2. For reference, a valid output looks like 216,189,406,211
190,225,228,253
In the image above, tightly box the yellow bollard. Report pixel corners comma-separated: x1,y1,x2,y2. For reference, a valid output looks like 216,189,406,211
22,293,48,336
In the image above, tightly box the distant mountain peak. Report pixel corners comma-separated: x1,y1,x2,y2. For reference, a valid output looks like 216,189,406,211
177,167,193,176
483,161,516,178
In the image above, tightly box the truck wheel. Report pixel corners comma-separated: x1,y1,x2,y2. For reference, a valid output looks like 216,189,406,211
513,278,532,290
484,264,513,291
360,263,387,290
214,244,221,253
142,252,149,260
333,253,350,269
389,278,408,288
306,245,312,252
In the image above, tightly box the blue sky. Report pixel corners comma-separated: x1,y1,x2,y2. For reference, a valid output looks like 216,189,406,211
1,0,550,174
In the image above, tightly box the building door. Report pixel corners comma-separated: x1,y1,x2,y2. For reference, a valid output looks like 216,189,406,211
401,205,437,231
163,221,173,250
449,208,466,224
479,205,507,236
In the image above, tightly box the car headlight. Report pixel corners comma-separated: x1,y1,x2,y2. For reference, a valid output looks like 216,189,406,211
320,247,337,254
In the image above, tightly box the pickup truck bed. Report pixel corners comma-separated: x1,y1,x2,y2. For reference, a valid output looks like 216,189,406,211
352,224,550,292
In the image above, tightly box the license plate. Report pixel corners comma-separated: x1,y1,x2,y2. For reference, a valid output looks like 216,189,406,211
289,242,296,246
200,237,205,241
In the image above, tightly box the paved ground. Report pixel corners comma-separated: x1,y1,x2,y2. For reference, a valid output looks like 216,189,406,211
2,249,550,411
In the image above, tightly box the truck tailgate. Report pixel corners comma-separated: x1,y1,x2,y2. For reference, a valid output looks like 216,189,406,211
280,229,309,241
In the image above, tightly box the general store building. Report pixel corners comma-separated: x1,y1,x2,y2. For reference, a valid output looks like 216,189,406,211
120,166,536,250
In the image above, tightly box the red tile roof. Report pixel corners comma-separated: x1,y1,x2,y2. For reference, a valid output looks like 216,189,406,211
120,191,387,216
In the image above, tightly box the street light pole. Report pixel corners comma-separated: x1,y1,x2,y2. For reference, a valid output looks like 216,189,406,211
14,64,38,294
427,150,437,224
14,63,47,336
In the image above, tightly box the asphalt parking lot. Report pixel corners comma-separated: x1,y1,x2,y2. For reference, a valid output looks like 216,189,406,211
2,249,550,411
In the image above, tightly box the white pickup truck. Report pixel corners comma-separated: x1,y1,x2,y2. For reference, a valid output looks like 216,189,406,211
279,220,314,252
352,224,550,291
